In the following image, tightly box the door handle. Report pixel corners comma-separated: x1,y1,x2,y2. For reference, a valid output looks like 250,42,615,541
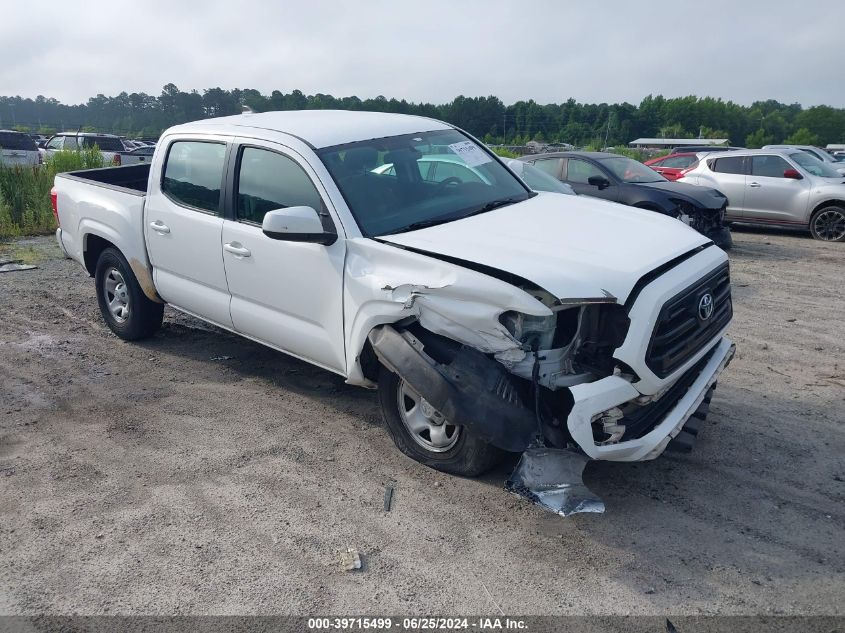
149,220,170,234
749,182,761,188
223,242,251,258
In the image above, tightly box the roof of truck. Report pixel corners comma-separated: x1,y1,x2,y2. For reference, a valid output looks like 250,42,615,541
170,110,453,149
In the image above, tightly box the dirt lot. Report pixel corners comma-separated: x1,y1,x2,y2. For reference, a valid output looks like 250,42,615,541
0,229,843,616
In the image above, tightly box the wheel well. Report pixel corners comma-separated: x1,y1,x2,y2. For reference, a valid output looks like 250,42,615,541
811,200,845,217
82,234,114,277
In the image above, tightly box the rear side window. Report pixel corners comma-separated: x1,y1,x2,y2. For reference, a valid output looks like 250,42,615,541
81,136,125,152
751,155,791,178
531,158,563,178
236,147,323,224
0,132,37,151
710,156,745,174
162,141,227,213
661,155,695,168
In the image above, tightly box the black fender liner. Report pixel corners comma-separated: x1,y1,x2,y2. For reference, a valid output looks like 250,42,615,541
368,325,537,452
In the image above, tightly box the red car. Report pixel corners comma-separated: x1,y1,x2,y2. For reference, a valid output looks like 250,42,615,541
644,152,699,181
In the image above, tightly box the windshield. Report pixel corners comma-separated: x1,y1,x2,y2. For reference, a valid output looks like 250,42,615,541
318,129,532,236
600,156,666,183
789,152,841,178
0,132,37,151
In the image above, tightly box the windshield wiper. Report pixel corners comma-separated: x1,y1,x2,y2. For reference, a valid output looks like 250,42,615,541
383,195,529,235
458,195,528,219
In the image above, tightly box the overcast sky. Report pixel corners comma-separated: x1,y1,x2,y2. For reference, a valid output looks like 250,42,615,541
3,0,841,107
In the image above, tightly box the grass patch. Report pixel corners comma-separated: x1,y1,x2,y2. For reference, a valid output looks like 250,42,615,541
0,148,104,239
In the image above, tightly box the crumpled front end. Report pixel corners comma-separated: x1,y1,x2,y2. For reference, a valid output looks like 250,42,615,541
350,237,735,517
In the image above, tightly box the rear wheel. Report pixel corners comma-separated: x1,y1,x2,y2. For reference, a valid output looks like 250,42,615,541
95,247,163,340
809,205,845,242
377,366,504,476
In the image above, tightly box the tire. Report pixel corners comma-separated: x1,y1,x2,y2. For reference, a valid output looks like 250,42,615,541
809,205,845,242
94,247,164,340
377,365,505,476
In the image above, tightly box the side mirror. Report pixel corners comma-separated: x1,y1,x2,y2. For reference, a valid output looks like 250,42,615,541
587,175,611,190
262,206,337,245
783,169,803,180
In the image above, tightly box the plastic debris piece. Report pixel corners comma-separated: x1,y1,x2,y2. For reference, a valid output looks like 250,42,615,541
505,447,605,517
340,547,362,571
210,356,232,361
0,263,37,273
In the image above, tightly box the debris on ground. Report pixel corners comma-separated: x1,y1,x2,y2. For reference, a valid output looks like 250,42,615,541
384,481,395,512
209,356,232,361
339,547,362,571
0,262,38,273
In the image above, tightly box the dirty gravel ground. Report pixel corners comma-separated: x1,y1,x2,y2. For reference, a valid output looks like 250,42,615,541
0,229,843,616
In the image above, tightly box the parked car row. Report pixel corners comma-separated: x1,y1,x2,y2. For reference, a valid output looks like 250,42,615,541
517,151,733,248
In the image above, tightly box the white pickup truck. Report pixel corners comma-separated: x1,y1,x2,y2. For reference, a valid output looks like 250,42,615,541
53,110,735,515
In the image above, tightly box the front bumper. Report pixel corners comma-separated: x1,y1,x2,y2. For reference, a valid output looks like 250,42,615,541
567,336,735,462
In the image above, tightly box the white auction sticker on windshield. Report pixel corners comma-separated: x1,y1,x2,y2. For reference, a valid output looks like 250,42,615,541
448,141,493,167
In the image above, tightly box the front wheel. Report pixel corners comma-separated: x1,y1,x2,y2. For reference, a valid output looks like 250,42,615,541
809,206,845,242
377,366,504,476
95,247,164,340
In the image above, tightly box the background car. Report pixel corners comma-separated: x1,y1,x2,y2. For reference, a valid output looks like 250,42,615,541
644,152,699,181
0,130,41,166
669,145,743,154
763,144,845,176
120,145,156,165
678,149,845,241
505,159,575,195
520,151,732,248
41,132,126,165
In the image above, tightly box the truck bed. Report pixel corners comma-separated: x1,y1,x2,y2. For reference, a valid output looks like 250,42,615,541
59,163,151,195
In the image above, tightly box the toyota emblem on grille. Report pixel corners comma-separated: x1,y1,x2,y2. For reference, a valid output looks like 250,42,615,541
698,293,714,321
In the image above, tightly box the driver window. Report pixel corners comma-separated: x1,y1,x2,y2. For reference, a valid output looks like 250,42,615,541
751,155,790,179
46,137,63,150
236,147,323,224
567,159,605,184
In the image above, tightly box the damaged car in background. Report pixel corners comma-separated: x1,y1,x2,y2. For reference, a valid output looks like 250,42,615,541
51,110,735,517
519,151,733,250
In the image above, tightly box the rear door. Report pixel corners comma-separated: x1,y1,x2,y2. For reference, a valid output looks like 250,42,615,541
144,136,234,328
708,155,748,218
744,154,811,224
220,139,347,373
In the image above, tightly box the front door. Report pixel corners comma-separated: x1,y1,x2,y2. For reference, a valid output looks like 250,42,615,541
565,158,619,202
221,141,346,373
144,138,234,328
744,154,811,224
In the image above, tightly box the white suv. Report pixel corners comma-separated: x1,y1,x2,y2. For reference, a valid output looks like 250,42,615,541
679,149,845,242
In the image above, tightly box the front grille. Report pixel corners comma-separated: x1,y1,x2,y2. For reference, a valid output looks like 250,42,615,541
646,264,731,378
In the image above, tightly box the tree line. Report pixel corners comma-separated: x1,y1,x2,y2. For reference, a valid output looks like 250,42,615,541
1,84,843,148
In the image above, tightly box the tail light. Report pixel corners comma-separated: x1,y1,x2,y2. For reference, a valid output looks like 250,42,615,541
679,161,698,177
113,153,121,166
50,186,59,226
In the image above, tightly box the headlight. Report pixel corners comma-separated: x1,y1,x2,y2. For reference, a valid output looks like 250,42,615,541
500,311,557,351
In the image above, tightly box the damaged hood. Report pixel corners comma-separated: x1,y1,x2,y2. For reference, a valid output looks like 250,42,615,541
379,192,711,303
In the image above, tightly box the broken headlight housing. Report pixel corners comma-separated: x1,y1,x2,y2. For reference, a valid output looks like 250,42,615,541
500,311,557,350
